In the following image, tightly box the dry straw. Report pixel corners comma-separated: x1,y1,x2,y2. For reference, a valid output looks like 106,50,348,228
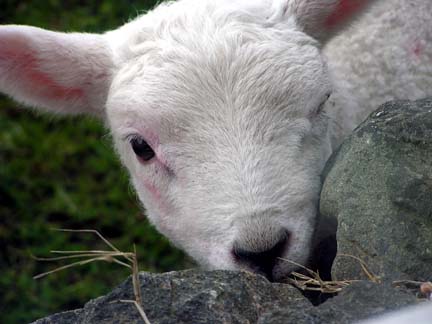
281,254,431,301
393,280,432,301
33,229,151,324
280,254,381,294
34,229,431,323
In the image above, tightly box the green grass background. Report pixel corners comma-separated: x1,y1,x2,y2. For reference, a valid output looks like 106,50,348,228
0,1,192,323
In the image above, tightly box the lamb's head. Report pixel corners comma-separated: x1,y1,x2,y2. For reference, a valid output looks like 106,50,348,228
0,0,371,281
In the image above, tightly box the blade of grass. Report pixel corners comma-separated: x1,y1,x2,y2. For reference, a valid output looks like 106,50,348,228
279,257,362,293
35,228,151,323
119,300,151,324
34,252,132,262
132,245,143,306
336,254,380,283
50,250,128,254
53,229,133,263
53,229,118,251
34,256,113,279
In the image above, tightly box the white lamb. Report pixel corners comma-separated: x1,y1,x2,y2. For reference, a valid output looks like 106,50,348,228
0,0,431,282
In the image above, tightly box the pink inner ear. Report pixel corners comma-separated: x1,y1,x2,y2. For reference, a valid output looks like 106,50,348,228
325,0,367,28
27,60,84,100
0,36,84,101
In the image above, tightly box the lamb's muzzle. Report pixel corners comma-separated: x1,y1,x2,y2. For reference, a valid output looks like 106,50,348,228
233,228,290,281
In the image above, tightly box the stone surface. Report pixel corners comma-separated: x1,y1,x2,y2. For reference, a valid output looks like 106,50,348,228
320,98,432,282
32,270,422,324
32,270,309,324
259,281,418,324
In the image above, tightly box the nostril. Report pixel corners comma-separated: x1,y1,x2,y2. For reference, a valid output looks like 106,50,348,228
233,231,289,261
232,229,290,280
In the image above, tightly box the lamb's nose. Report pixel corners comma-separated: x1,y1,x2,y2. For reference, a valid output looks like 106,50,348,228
232,229,290,280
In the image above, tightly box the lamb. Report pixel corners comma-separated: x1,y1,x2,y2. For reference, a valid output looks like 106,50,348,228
0,0,431,282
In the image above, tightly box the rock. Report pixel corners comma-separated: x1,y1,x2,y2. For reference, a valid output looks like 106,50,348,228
32,270,421,324
31,310,83,324
31,270,309,324
320,98,432,282
316,282,418,323
259,281,418,324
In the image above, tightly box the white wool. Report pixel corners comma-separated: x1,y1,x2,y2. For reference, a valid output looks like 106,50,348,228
0,0,431,280
357,302,432,324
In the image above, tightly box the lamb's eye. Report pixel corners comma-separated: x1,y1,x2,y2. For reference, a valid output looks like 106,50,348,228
130,137,155,162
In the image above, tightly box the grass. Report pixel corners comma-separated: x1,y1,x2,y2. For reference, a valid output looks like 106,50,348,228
281,254,380,295
0,2,193,323
282,255,431,302
0,99,191,324
34,229,152,324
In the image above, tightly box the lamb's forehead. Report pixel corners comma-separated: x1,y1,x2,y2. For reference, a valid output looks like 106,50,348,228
107,0,330,137
108,0,297,61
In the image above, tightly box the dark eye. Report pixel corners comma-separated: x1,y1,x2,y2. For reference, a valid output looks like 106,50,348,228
130,137,155,162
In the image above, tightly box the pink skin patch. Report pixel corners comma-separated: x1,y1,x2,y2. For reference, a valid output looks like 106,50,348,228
128,125,173,212
411,41,424,59
143,179,163,204
119,122,174,217
0,34,84,101
125,124,173,172
143,129,171,168
325,0,367,28
141,175,173,236
27,60,84,100
142,173,171,216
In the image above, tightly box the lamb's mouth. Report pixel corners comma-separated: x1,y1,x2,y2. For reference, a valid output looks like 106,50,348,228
231,228,291,282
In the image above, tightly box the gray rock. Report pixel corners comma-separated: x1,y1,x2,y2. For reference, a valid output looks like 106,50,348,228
31,270,309,324
31,310,83,324
259,281,418,324
315,281,418,323
32,270,420,324
320,98,432,282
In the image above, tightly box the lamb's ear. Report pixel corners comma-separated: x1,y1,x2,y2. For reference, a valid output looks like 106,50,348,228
276,0,375,43
0,25,114,117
